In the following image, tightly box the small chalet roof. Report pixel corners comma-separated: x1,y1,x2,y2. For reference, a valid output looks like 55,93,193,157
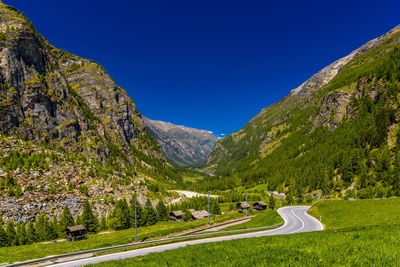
254,201,267,206
67,225,86,232
170,210,184,217
237,202,250,208
190,210,209,220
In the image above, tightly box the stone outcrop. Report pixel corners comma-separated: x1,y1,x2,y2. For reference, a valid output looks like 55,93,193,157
0,3,163,168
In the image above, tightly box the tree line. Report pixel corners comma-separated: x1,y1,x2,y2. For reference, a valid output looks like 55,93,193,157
0,198,169,248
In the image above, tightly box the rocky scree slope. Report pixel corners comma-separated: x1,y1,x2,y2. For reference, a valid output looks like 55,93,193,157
144,117,218,167
206,25,400,198
0,135,160,224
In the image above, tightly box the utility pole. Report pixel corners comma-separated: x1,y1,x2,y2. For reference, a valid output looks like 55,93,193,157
134,189,137,243
208,191,210,226
134,189,159,243
245,192,248,217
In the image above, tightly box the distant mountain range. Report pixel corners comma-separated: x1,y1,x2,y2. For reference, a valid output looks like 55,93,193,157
143,117,218,167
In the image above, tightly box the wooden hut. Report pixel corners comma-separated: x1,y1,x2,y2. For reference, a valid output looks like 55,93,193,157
169,210,184,221
189,209,210,220
253,201,267,211
66,225,86,241
236,202,250,213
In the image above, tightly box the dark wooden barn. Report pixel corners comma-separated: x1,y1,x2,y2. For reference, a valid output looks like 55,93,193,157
66,225,87,241
169,210,184,221
253,201,267,211
236,202,250,213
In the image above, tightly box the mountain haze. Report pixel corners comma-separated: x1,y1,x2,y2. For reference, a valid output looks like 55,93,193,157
144,117,218,167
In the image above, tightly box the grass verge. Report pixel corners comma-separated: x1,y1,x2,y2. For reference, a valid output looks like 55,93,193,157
0,213,243,264
89,198,400,266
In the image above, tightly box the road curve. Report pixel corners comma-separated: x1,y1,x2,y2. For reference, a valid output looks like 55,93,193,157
51,206,323,267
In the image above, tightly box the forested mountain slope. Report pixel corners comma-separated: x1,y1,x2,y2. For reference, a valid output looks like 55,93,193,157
206,25,400,199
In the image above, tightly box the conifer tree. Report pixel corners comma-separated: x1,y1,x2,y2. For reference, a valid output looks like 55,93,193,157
26,221,37,244
75,215,82,226
60,205,75,231
112,199,131,230
269,194,276,210
129,198,146,227
81,199,99,233
16,222,27,245
182,209,193,221
100,216,107,231
34,214,46,242
144,199,158,226
6,222,17,246
52,215,63,238
211,201,221,215
0,224,8,247
156,200,168,221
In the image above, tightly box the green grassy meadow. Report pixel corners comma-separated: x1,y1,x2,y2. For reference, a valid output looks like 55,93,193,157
0,213,244,264
218,210,282,231
309,198,400,229
91,198,400,266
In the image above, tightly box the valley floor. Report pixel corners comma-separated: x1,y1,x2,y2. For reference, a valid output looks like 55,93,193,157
0,210,281,264
89,198,400,266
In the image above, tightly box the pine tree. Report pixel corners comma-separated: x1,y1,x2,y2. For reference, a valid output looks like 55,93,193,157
211,201,221,215
16,222,27,245
129,198,146,227
6,222,17,246
144,199,158,226
269,194,276,210
100,216,107,231
182,209,193,221
60,205,75,231
26,221,37,244
34,214,46,242
75,215,82,226
52,215,63,238
156,200,168,221
0,224,8,247
112,199,131,230
81,199,99,233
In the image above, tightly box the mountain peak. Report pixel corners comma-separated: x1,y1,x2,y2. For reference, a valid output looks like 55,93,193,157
143,117,218,167
290,24,400,98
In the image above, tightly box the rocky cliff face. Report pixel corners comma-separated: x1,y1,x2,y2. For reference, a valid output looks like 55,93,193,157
0,3,180,223
0,3,165,171
143,117,218,167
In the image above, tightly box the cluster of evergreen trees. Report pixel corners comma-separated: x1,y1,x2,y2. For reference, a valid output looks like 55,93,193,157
107,198,168,230
0,198,171,248
0,199,99,247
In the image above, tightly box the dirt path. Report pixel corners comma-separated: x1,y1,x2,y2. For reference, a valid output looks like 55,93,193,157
201,217,252,232
173,190,219,198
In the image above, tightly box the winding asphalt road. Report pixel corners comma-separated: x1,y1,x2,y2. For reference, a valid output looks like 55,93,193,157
51,206,323,267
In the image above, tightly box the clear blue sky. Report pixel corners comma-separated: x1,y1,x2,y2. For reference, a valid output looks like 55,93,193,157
6,0,399,137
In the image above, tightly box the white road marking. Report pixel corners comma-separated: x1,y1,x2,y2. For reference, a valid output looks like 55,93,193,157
49,206,323,267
